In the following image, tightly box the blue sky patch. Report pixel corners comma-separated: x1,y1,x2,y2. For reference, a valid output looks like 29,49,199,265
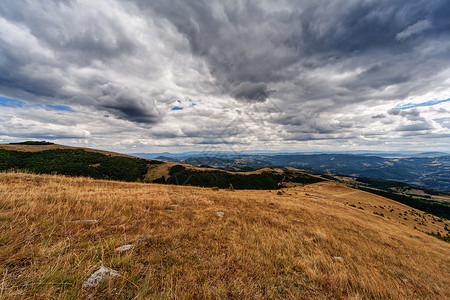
0,97,25,107
41,104,74,112
396,98,450,110
0,96,73,111
171,98,197,111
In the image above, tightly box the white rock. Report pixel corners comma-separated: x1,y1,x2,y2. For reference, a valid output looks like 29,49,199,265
333,256,344,262
216,211,225,218
115,244,134,253
82,266,119,288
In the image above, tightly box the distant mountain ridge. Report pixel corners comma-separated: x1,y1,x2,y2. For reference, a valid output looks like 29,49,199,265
151,153,450,191
266,154,450,191
130,150,449,160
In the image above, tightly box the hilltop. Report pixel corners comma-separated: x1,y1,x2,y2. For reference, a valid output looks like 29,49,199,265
1,142,135,158
0,172,449,298
0,143,323,189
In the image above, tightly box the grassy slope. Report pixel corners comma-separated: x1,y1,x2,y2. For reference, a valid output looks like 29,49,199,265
0,148,156,183
0,173,449,299
301,182,449,236
326,175,450,220
0,144,323,189
0,144,135,158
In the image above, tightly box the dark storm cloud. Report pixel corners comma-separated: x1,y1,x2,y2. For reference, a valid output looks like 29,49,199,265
230,82,270,103
131,0,450,103
355,64,411,90
0,37,65,100
0,0,159,124
97,85,161,124
388,108,420,117
0,0,450,148
2,0,450,106
396,122,434,132
0,1,138,66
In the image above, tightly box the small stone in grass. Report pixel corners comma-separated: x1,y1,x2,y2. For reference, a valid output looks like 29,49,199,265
216,211,225,218
333,256,344,262
83,266,119,288
115,244,134,253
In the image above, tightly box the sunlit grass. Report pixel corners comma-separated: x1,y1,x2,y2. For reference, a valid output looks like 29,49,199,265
0,172,449,299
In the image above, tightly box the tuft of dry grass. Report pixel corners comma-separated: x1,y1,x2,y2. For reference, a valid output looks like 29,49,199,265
0,172,449,299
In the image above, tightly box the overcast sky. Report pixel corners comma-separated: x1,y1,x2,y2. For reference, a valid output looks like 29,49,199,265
1,0,449,153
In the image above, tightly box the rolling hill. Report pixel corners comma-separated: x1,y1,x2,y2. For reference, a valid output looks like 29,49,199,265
0,143,323,189
0,172,449,298
1,143,449,220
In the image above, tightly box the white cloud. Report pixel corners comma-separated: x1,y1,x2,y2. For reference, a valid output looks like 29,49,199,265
396,20,432,41
0,1,450,152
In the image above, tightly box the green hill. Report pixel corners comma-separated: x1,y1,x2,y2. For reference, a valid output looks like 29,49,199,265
0,146,323,189
0,148,160,182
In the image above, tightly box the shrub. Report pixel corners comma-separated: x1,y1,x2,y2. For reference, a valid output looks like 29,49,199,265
425,231,450,242
169,165,186,175
9,141,54,145
152,176,166,184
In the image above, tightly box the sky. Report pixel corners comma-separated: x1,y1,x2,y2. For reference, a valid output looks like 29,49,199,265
0,0,449,153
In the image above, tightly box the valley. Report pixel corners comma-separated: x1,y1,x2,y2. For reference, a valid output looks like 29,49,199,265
152,153,450,192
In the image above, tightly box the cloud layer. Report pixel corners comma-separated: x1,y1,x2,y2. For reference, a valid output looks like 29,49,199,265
0,0,449,152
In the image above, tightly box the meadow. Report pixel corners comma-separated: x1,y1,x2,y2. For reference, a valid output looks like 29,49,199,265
0,172,449,299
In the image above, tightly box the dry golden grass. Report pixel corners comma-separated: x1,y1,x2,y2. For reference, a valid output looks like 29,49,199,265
145,162,176,182
300,182,450,234
0,172,449,299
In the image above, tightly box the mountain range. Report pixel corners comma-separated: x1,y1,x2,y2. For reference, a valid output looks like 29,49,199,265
145,153,450,192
